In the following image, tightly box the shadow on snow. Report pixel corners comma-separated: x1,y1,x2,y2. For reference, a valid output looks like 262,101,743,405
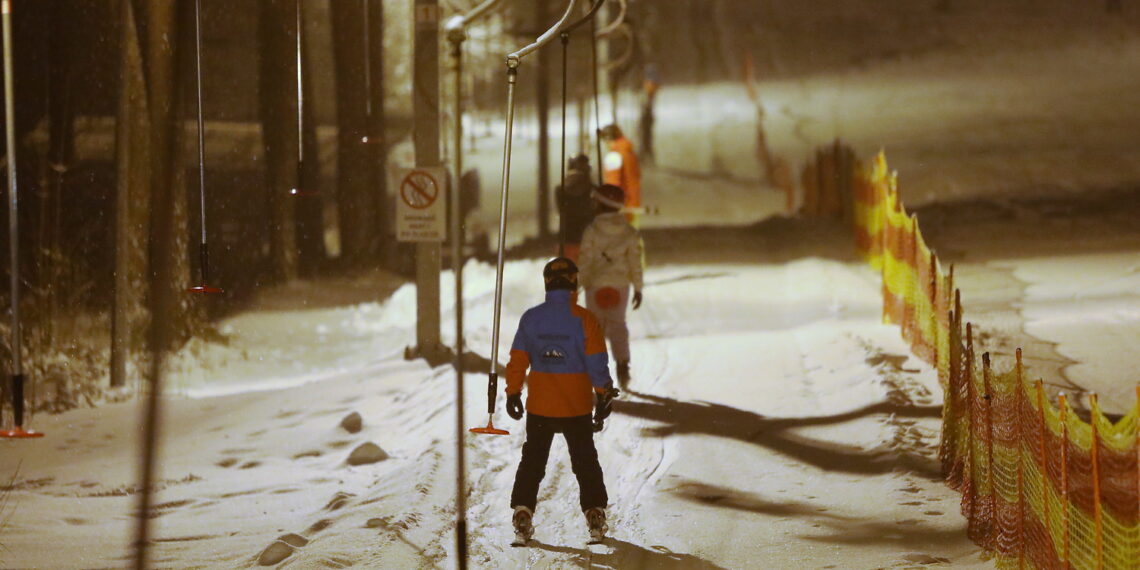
613,387,943,479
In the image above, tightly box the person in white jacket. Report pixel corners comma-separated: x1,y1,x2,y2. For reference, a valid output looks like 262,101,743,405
578,184,645,386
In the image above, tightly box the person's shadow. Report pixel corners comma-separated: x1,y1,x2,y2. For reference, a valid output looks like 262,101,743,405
613,386,943,478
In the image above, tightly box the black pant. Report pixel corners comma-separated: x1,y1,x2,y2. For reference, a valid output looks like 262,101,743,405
510,414,608,513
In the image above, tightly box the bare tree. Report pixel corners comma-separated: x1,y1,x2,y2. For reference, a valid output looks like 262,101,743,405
331,0,380,267
295,1,325,275
111,0,150,388
366,0,388,265
259,0,299,282
144,0,195,350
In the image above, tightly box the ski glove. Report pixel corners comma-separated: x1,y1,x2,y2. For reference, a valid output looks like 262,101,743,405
632,290,643,310
592,387,619,432
506,393,524,420
594,386,619,422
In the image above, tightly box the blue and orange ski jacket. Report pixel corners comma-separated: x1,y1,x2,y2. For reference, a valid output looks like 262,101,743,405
505,289,613,418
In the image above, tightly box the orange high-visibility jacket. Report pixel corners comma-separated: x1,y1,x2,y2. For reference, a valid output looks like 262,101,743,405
603,136,641,209
505,289,613,417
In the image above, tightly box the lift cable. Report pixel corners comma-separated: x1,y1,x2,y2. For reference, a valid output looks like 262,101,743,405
557,0,605,256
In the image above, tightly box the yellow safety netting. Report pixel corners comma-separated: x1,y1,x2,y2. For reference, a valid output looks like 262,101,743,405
803,145,1140,569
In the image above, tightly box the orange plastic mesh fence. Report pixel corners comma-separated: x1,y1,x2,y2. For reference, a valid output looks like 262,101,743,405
811,145,1140,569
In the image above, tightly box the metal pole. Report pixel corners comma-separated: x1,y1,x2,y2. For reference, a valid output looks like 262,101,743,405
448,27,468,570
194,0,206,247
361,0,370,118
2,0,24,426
535,0,551,240
488,62,518,397
192,0,213,289
480,0,579,428
442,4,503,562
294,0,303,192
590,16,603,182
558,32,568,257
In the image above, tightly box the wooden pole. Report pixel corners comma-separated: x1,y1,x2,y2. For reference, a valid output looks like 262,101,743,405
413,0,443,357
1035,379,1051,559
1014,348,1025,567
1059,392,1070,569
931,252,939,365
983,350,995,545
1090,393,1103,570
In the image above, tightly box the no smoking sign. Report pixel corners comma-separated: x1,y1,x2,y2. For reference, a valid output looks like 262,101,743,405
395,167,447,242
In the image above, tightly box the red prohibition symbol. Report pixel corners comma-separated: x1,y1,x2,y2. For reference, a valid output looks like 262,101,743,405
401,171,439,210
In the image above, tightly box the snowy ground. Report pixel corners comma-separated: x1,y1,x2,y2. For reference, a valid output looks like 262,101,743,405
4,2,1140,569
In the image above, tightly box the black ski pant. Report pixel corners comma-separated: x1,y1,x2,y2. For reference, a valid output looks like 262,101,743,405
510,413,608,513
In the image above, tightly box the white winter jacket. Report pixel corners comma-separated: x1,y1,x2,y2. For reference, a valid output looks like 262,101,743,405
579,212,645,291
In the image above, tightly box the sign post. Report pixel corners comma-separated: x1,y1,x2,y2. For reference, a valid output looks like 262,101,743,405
410,0,443,358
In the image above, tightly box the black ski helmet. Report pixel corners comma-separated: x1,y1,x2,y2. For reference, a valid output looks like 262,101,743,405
543,257,579,291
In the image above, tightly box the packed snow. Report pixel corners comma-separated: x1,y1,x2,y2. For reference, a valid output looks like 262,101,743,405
4,2,1140,569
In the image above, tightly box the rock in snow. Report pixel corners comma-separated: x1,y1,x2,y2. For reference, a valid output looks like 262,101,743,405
339,411,363,433
346,442,388,465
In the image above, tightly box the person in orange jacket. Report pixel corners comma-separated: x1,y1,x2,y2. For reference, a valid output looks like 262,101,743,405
600,124,642,227
504,257,620,545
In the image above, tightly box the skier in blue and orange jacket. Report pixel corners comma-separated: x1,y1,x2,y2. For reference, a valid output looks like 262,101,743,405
504,257,619,544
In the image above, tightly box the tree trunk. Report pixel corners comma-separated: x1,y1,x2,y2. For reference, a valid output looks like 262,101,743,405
259,0,299,283
331,0,377,268
366,0,388,265
295,1,325,275
111,0,150,388
45,0,76,344
144,0,193,351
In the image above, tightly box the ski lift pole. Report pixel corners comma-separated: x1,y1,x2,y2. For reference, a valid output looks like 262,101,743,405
188,0,221,294
557,0,605,255
0,0,39,439
444,2,503,567
471,0,581,436
594,0,626,128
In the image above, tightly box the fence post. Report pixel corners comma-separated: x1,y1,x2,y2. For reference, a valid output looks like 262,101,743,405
983,351,996,548
930,252,939,366
1059,393,1070,569
908,214,918,346
966,322,980,533
1035,379,1051,563
1090,393,1103,570
1015,348,1026,568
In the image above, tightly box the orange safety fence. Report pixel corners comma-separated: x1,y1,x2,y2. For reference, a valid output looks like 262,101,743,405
803,144,1140,569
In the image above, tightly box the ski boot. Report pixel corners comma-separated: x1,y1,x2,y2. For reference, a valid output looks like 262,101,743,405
511,506,534,546
584,507,607,544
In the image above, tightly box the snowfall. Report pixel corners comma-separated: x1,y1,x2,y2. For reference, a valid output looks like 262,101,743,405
3,2,1140,569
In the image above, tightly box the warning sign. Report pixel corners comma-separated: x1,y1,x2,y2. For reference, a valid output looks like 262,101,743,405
395,167,447,242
